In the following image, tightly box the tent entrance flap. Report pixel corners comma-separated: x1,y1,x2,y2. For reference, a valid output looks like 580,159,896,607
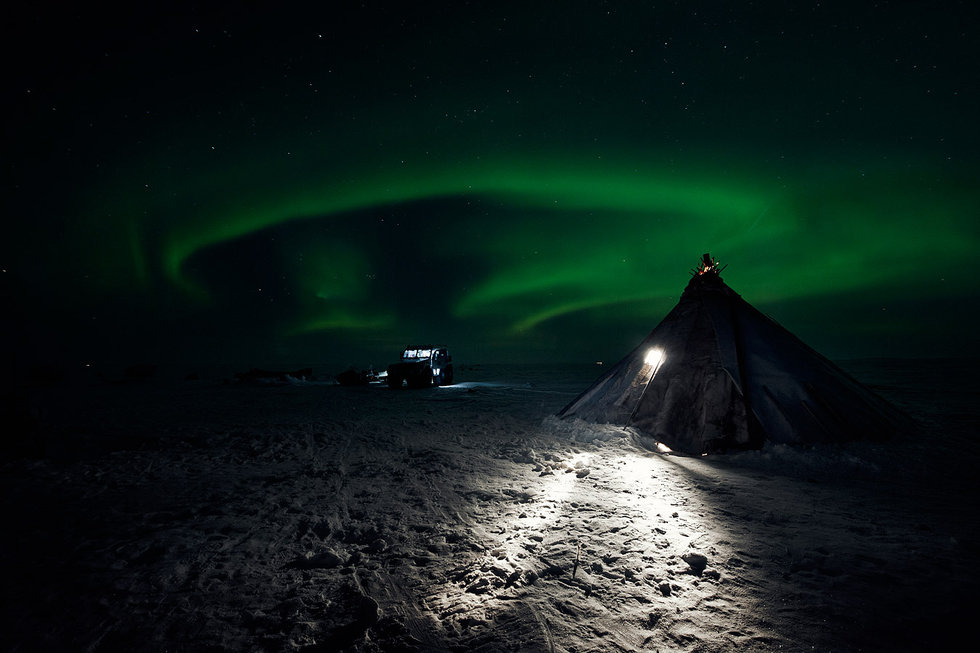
624,348,666,429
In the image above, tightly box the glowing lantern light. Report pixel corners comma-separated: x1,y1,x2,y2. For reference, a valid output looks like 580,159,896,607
626,348,667,430
644,347,664,368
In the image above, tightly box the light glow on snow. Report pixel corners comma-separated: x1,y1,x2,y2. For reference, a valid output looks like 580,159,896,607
609,452,704,550
541,452,593,506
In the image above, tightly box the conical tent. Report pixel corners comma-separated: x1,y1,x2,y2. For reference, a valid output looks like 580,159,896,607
559,255,907,454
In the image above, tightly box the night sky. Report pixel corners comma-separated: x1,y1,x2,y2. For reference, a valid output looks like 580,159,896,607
3,2,977,370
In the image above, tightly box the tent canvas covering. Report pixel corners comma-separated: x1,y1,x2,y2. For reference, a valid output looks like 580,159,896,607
559,256,908,454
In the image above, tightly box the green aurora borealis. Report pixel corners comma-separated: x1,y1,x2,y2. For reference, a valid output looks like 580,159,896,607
3,3,978,366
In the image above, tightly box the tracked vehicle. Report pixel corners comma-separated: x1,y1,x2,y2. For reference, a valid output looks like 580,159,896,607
386,346,454,388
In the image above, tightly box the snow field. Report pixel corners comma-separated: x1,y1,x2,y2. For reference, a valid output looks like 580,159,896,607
1,362,976,651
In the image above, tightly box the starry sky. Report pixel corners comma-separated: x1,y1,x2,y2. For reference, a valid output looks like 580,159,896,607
3,2,977,369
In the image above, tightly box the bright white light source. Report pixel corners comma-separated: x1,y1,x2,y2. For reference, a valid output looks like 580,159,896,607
644,348,664,367
626,347,667,430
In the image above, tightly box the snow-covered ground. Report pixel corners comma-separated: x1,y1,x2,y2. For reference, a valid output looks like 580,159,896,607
1,360,976,652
